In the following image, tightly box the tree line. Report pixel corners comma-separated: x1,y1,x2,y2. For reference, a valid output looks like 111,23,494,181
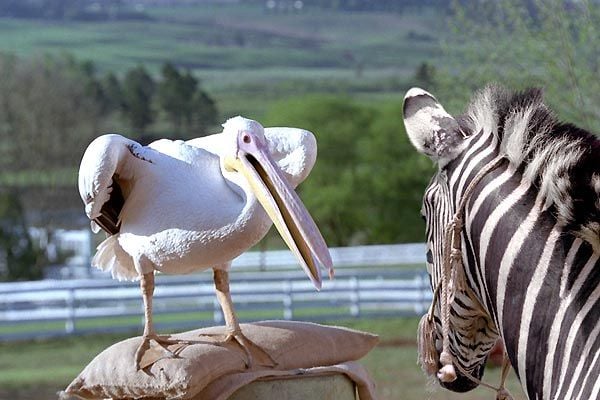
0,54,217,175
263,95,434,247
0,54,218,281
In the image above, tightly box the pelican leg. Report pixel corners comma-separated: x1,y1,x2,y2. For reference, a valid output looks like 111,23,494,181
134,272,189,370
212,268,276,368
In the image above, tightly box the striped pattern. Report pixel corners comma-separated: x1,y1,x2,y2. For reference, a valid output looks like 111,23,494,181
414,87,600,399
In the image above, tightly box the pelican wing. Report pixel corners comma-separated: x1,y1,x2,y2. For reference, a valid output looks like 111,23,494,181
78,134,153,235
263,127,317,188
185,127,317,187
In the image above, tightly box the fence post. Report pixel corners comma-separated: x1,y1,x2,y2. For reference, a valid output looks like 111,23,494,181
350,276,360,318
65,288,76,334
213,298,223,325
283,280,293,320
416,271,428,315
86,229,94,278
259,241,267,271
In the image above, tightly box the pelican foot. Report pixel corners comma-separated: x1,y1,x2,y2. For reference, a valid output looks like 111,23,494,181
134,334,190,370
202,329,277,368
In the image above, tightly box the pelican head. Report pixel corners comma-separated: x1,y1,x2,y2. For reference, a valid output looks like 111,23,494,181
221,116,333,289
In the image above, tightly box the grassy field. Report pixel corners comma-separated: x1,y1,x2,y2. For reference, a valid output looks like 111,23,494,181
0,4,442,119
0,317,527,400
0,5,440,75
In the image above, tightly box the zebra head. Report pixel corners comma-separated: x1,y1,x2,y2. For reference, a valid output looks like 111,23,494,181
403,88,500,392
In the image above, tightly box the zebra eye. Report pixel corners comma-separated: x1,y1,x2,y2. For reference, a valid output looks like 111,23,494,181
426,249,433,264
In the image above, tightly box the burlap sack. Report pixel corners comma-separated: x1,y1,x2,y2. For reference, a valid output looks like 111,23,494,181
63,320,378,400
194,361,377,400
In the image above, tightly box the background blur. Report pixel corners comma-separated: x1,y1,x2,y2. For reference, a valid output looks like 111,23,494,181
0,0,597,399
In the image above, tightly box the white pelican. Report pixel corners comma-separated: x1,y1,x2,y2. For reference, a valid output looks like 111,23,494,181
78,116,333,369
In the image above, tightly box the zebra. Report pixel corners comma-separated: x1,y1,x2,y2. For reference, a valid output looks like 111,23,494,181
402,85,600,400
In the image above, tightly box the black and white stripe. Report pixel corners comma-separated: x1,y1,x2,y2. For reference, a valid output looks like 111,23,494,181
405,85,600,399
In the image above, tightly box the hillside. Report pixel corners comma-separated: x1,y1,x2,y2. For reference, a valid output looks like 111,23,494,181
0,4,443,117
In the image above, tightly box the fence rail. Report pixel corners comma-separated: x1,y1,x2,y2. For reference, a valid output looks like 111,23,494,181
0,243,431,341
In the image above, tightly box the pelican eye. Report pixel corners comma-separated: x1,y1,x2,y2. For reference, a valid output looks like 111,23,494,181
242,134,251,144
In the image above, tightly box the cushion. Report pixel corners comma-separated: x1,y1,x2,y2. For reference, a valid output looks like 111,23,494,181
62,320,379,400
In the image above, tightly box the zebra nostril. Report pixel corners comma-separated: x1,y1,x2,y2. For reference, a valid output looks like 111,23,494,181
427,249,434,264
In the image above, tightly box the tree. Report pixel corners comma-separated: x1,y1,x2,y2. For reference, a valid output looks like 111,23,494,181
0,191,45,281
443,0,600,131
100,72,124,114
413,62,437,91
122,65,155,132
263,95,436,246
0,53,107,234
157,63,219,136
157,63,195,133
0,54,102,171
188,88,218,136
359,101,434,243
264,95,373,246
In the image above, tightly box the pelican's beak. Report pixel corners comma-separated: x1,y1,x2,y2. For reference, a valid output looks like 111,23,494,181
225,131,333,289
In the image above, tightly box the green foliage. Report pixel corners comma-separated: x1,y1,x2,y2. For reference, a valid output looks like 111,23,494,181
0,54,102,172
100,72,124,114
157,62,218,136
359,102,434,243
0,53,221,188
264,95,433,246
265,96,372,245
158,63,193,133
413,62,437,91
121,65,155,133
0,191,45,281
444,0,600,132
189,89,219,136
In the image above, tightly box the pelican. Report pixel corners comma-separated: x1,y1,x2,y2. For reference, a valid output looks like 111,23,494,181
78,116,333,369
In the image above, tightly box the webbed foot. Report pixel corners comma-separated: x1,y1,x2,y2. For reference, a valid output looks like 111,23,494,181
134,334,190,370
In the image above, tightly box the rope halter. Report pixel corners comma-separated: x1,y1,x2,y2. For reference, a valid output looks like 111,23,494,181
417,155,513,400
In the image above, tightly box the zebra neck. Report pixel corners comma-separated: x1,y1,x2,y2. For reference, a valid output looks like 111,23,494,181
456,158,600,399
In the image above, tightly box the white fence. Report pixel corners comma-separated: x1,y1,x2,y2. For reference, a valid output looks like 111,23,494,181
0,243,431,341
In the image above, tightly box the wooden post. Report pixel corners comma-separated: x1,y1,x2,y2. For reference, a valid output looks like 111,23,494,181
65,288,76,334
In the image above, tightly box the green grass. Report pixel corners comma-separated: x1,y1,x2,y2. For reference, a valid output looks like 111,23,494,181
0,6,440,77
0,301,419,337
0,167,77,186
0,4,443,118
0,317,527,400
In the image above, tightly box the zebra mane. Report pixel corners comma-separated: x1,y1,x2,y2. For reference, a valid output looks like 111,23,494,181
462,85,600,250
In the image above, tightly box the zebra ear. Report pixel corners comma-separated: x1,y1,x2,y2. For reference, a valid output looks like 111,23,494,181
403,88,464,163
